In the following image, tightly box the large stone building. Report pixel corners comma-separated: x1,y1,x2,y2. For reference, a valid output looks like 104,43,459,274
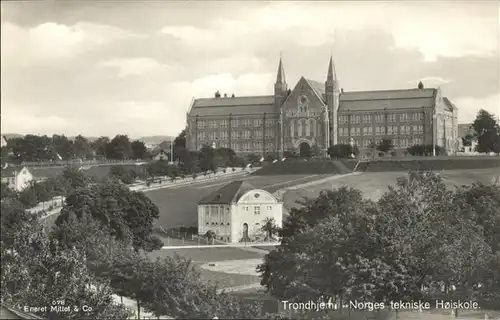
186,56,459,157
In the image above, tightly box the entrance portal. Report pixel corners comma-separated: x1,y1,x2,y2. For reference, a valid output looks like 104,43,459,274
240,223,250,243
299,142,311,158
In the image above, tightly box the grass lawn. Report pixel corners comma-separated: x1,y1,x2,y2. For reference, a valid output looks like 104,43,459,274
283,169,497,209
252,246,278,251
146,246,265,263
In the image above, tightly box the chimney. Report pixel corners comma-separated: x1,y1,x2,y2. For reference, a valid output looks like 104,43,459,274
341,88,344,94
418,81,424,89
231,93,235,98
224,93,227,98
215,91,221,98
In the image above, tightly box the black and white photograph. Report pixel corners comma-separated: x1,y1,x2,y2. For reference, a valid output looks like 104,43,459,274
1,1,499,319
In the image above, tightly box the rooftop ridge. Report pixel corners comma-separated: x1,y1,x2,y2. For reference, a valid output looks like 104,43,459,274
342,88,435,94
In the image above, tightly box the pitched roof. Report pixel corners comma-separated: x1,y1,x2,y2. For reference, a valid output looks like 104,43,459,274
198,180,255,205
189,95,275,117
339,88,437,112
304,79,326,104
1,166,29,178
442,97,457,112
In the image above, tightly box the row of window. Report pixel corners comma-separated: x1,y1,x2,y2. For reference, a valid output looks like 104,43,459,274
198,142,275,152
242,205,273,214
197,119,277,129
197,130,275,140
339,137,424,148
290,118,318,137
338,112,424,124
338,125,424,137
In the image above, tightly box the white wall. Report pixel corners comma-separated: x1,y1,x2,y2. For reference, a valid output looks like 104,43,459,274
231,189,283,243
198,204,232,241
197,189,283,243
2,167,34,192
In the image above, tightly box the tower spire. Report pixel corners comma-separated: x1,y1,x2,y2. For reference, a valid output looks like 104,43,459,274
276,55,286,84
327,56,337,82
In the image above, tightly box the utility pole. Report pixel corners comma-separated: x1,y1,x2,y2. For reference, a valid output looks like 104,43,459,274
170,135,174,164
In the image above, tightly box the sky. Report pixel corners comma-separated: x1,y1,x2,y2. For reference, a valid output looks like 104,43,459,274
1,1,499,138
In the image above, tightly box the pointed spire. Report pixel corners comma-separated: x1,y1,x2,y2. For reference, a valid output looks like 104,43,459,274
327,56,337,82
276,55,286,84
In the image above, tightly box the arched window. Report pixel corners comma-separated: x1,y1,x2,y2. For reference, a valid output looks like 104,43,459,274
310,119,316,136
297,120,302,136
305,119,310,136
290,119,295,137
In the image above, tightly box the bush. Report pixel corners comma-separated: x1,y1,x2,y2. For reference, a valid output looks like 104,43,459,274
232,167,236,172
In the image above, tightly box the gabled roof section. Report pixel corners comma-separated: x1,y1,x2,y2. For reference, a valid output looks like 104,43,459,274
1,166,28,178
304,78,326,103
340,88,436,101
442,97,458,112
304,79,326,104
198,180,255,205
339,88,437,112
189,95,275,117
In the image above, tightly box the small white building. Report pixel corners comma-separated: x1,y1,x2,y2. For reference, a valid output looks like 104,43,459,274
151,149,169,161
1,166,34,192
197,180,283,243
0,136,7,148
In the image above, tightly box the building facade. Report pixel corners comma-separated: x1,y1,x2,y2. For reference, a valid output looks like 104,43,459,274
186,56,459,156
197,180,282,244
1,166,35,192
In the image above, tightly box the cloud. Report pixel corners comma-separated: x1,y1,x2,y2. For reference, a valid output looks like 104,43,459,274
99,57,166,77
161,2,498,60
1,107,69,134
453,94,500,124
408,77,452,86
1,21,139,66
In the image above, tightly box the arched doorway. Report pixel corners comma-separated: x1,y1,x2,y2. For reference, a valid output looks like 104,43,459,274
299,142,311,158
240,223,250,243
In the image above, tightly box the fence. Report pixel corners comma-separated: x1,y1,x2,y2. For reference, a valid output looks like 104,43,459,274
17,159,147,168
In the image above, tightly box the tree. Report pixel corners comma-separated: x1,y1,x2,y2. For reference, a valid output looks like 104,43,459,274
60,166,90,191
52,134,75,160
327,144,359,159
106,135,133,160
92,136,110,159
199,145,216,172
18,186,38,208
461,134,474,147
472,109,500,153
174,129,187,149
247,153,261,165
1,182,17,200
109,165,137,184
205,230,216,244
131,140,147,160
56,182,162,252
376,138,394,153
310,145,322,158
258,172,499,315
1,145,11,165
74,135,92,160
261,217,278,241
1,201,131,319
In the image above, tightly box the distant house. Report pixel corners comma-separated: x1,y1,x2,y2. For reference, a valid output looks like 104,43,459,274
197,180,283,243
151,149,169,161
1,166,36,192
0,136,7,148
0,303,42,319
